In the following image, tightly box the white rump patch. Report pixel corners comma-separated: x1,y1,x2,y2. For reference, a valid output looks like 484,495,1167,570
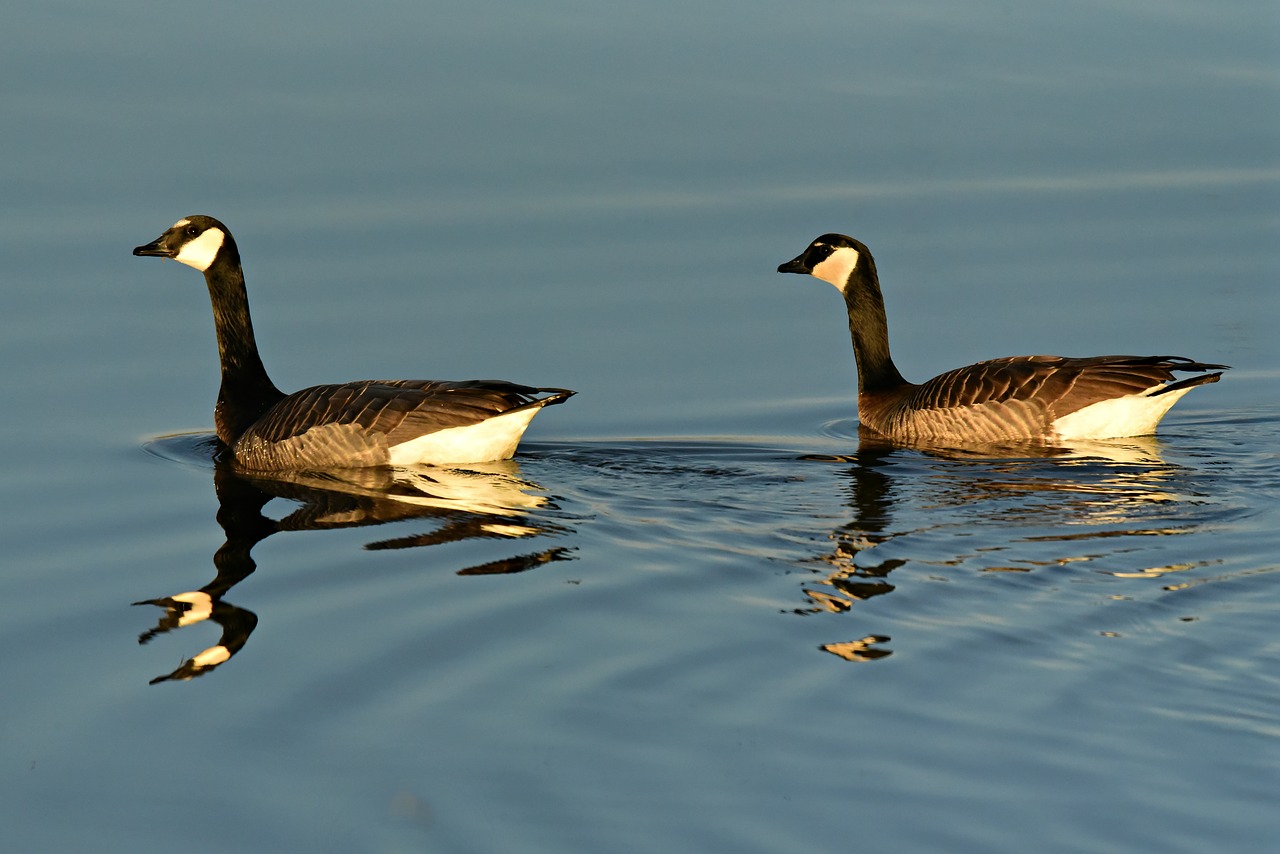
809,246,861,290
1051,385,1192,440
387,406,543,466
174,227,225,272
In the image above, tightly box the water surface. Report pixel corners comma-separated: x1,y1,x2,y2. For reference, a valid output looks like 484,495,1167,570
3,1,1277,852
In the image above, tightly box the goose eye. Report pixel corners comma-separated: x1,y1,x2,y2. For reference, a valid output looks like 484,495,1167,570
186,225,199,236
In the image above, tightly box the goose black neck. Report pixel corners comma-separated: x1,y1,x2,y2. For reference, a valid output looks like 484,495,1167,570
202,250,284,445
841,261,908,394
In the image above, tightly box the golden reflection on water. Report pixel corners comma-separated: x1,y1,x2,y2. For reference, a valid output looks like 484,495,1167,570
798,436,1212,661
134,455,572,684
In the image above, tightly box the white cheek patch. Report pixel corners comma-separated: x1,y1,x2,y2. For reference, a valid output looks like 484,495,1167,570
190,645,232,668
174,227,225,272
809,247,860,289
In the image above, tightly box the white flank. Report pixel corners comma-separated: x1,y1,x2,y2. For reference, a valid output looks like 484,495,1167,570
1051,386,1191,440
387,407,542,466
267,463,545,516
171,590,214,626
174,227,225,272
389,467,546,514
480,523,540,537
809,246,861,290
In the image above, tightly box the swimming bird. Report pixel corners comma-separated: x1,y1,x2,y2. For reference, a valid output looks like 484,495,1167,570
777,233,1226,445
133,215,573,470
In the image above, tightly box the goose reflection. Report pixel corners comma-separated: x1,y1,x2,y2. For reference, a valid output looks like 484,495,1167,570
136,445,573,684
797,434,1194,662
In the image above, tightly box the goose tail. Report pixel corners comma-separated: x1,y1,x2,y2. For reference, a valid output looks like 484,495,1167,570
1148,358,1229,397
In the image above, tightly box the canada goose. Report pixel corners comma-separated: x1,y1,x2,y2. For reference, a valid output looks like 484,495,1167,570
133,215,573,470
777,233,1227,444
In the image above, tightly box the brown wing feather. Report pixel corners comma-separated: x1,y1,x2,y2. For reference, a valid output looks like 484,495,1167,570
870,356,1225,442
246,380,559,443
911,356,1222,414
230,380,573,470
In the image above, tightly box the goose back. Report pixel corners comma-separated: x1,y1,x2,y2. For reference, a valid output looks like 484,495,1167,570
861,355,1224,443
232,380,573,470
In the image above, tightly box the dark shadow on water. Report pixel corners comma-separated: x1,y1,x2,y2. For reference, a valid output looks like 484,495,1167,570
795,433,1209,662
136,434,575,684
135,429,1244,678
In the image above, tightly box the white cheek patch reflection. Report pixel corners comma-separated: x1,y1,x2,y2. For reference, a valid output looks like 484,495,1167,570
174,227,225,272
809,247,860,289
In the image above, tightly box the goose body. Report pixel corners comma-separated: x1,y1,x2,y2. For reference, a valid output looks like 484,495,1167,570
134,216,573,470
778,234,1226,445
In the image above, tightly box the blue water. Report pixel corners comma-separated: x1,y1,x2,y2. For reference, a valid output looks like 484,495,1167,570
3,1,1278,852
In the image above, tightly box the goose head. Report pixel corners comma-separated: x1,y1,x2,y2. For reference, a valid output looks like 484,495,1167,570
133,215,236,273
777,233,873,292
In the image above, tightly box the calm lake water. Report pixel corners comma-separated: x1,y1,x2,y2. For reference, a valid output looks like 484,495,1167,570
4,1,1278,852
